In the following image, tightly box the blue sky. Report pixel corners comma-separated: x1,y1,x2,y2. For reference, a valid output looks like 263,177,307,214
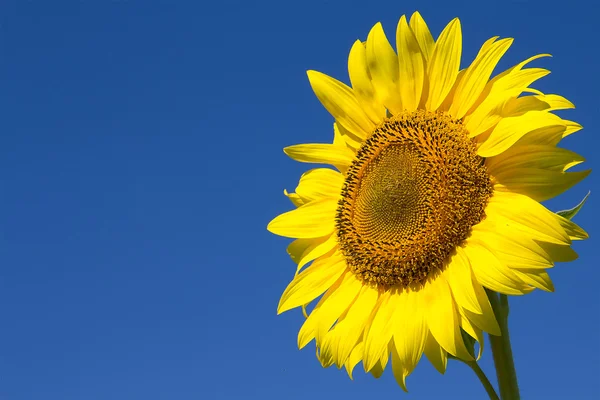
0,1,598,399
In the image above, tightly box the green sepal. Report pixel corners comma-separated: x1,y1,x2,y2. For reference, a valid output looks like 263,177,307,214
557,191,590,220
448,329,477,361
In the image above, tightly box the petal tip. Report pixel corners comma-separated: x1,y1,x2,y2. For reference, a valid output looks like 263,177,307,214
277,299,290,315
276,304,284,315
306,69,321,82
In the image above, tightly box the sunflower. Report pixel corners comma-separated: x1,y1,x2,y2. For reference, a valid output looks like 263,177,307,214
268,12,588,390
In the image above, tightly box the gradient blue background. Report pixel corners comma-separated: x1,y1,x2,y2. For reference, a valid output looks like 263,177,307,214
1,1,597,399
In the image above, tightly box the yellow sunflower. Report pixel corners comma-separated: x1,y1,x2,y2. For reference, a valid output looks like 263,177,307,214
267,12,588,390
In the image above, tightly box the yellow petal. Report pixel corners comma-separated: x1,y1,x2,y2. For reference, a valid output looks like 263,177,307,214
347,40,386,124
464,54,550,131
317,343,334,368
510,124,566,147
295,168,344,202
477,111,565,157
502,94,574,116
494,168,591,202
287,234,338,274
363,291,395,372
426,18,462,111
450,38,513,118
462,270,501,336
537,94,575,110
465,67,550,136
298,271,362,348
523,87,544,96
501,96,553,116
277,251,347,315
369,354,388,379
445,252,500,340
284,143,355,168
320,286,379,367
437,68,465,112
450,251,501,335
459,313,485,360
283,189,304,207
536,241,578,263
488,54,551,86
287,236,325,264
391,290,427,391
444,248,482,314
344,340,364,379
366,22,402,113
391,343,409,392
317,346,333,368
485,234,577,271
563,120,583,138
333,121,362,150
554,214,588,241
423,331,447,374
423,276,473,360
511,269,554,292
297,273,345,346
483,191,571,245
473,227,552,269
396,15,425,111
486,144,585,173
409,11,434,62
475,36,499,58
463,239,529,295
481,214,566,253
267,197,337,238
307,70,374,138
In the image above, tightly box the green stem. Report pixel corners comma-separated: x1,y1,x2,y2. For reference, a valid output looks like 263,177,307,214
465,360,500,400
487,290,520,400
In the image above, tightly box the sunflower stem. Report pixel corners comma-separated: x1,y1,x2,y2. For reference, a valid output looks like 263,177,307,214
465,360,500,400
487,290,520,400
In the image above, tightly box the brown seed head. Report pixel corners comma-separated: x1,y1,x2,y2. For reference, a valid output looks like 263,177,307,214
335,109,493,289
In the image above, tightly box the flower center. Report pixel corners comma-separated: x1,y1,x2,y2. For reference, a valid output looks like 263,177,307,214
335,110,493,289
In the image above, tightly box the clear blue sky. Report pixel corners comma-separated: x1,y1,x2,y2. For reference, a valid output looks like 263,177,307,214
0,1,598,399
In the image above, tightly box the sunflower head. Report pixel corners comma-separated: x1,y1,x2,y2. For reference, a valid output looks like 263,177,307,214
268,11,588,390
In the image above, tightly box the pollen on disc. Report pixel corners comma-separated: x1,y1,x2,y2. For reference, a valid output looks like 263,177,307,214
352,143,427,242
336,110,493,289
